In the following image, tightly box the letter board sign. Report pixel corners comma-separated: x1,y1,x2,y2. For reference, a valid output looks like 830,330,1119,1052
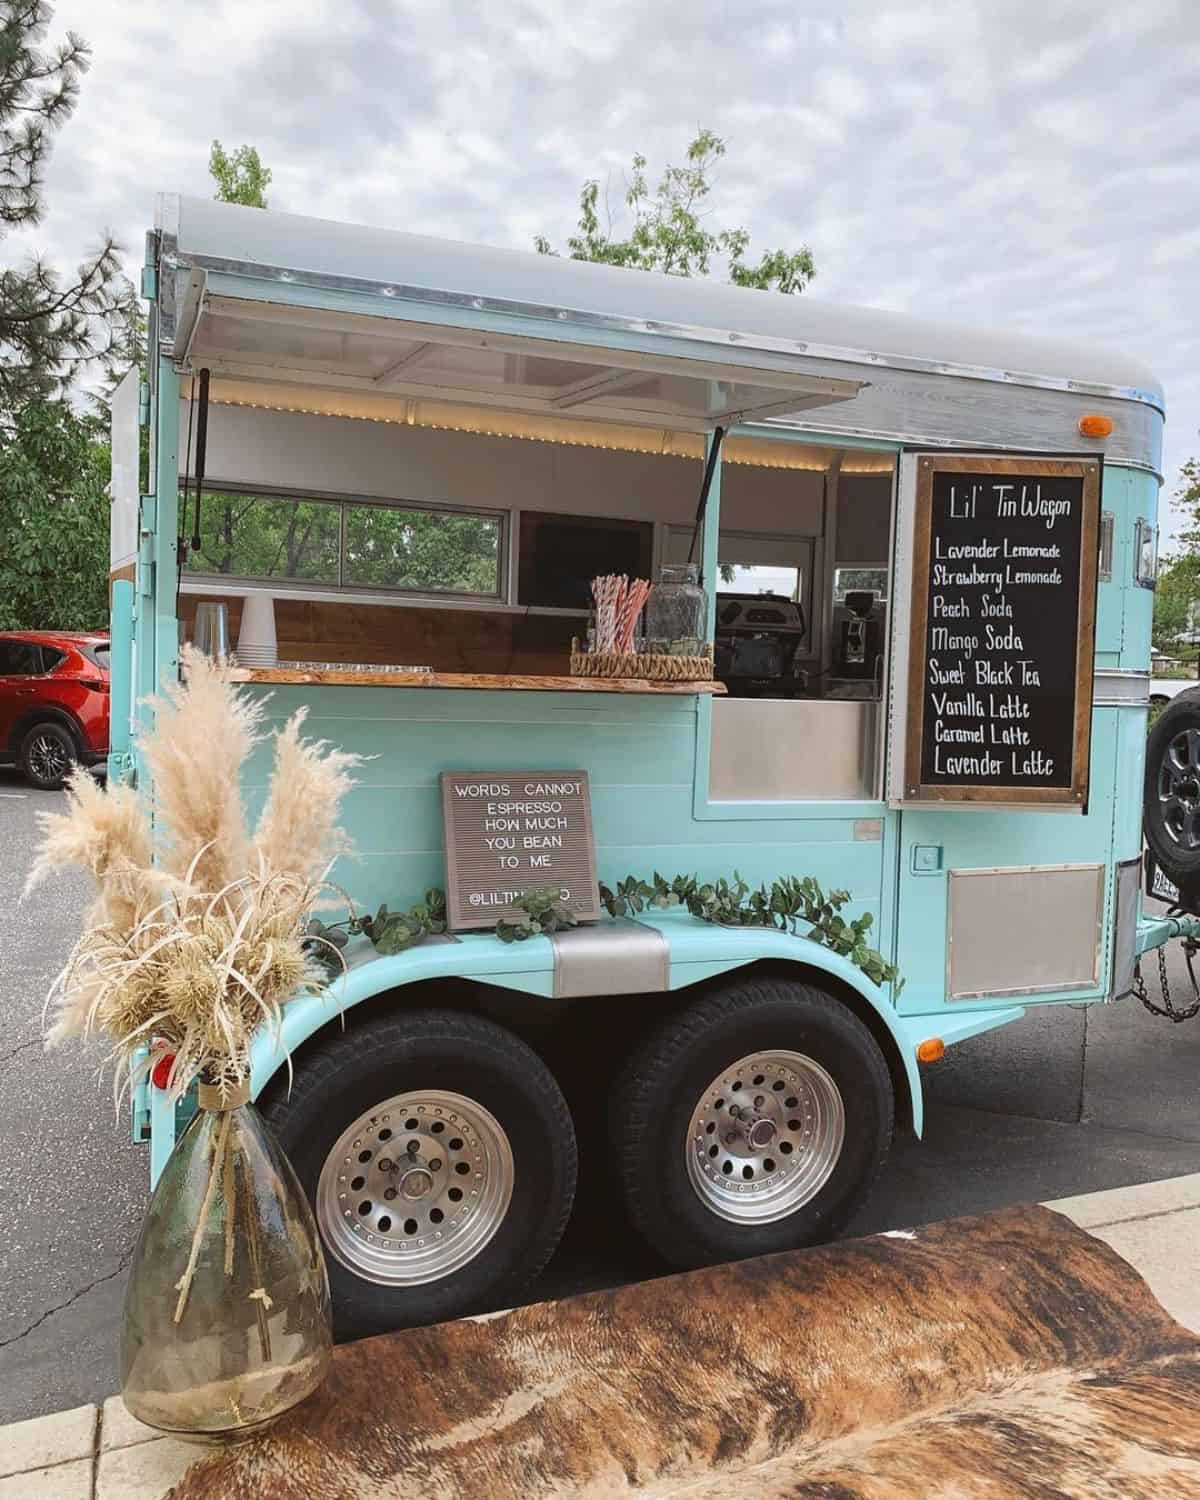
904,454,1101,806
440,770,601,930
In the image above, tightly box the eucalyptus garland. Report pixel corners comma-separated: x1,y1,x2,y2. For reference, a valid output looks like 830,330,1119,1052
599,871,900,988
342,872,899,989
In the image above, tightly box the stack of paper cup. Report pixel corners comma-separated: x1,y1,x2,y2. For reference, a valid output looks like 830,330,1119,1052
236,594,278,668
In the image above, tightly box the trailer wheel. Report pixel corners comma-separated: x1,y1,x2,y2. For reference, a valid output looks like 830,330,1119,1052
613,978,892,1269
1145,687,1200,900
260,1009,577,1338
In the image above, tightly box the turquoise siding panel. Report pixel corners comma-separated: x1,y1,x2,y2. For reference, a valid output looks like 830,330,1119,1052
895,700,1121,1016
243,784,887,859
243,686,887,924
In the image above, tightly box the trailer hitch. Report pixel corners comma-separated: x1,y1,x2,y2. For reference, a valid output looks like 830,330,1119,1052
1135,914,1200,1023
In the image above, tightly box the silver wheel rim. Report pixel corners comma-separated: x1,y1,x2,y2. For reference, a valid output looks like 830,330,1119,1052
316,1090,514,1286
28,733,68,783
685,1049,845,1224
1159,728,1200,850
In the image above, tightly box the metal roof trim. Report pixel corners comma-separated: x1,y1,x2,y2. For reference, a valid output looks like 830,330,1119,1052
178,250,1163,416
156,194,1164,415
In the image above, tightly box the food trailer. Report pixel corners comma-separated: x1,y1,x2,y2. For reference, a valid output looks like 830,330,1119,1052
109,193,1183,1337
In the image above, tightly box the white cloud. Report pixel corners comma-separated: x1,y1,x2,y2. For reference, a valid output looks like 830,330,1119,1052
8,0,1198,527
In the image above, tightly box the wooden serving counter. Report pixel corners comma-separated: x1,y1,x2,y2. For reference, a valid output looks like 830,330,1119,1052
227,666,726,695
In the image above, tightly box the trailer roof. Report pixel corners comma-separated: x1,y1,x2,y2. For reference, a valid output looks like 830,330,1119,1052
164,194,1161,411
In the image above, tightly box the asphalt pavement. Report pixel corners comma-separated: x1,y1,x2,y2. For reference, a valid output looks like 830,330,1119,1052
2,764,1199,1425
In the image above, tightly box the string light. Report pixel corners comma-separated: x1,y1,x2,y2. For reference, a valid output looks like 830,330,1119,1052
201,381,895,474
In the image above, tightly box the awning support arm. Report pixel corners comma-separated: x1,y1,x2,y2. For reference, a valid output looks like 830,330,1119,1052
190,368,211,554
686,425,726,578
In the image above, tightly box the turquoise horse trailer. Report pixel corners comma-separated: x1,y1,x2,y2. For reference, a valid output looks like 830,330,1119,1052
109,193,1187,1336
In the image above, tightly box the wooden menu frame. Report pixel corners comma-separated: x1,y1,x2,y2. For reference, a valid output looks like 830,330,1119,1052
903,454,1101,807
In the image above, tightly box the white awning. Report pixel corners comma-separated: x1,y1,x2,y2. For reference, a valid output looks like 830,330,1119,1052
183,293,864,434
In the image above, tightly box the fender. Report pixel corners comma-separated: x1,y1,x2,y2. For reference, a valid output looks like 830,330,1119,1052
141,914,1029,1185
245,910,941,1126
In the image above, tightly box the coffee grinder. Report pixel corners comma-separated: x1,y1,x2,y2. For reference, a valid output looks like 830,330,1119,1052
837,590,883,679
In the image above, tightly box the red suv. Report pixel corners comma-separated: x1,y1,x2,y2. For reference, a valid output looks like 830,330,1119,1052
0,631,111,789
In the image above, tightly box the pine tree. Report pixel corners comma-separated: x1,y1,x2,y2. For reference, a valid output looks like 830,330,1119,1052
0,0,138,417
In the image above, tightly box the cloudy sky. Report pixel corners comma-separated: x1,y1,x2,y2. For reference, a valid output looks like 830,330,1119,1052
16,0,1200,534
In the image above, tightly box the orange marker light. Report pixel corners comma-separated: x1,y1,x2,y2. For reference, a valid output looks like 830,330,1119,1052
1079,414,1113,438
917,1038,945,1065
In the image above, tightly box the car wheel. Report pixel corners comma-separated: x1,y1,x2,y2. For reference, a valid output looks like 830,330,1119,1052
19,722,77,790
259,1008,577,1339
612,978,893,1270
1145,688,1200,900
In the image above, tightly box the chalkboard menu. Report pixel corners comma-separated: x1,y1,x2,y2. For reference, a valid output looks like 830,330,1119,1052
903,455,1101,806
440,770,601,930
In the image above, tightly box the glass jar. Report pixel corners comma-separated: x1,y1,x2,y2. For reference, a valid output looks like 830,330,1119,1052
120,1082,331,1443
644,563,707,656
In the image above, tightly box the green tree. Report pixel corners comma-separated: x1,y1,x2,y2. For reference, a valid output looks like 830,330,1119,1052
1155,459,1200,655
536,128,815,293
1153,553,1200,655
1170,458,1200,547
0,0,138,416
209,140,271,208
0,399,110,628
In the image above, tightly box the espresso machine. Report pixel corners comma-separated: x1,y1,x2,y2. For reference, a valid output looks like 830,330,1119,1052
713,593,809,697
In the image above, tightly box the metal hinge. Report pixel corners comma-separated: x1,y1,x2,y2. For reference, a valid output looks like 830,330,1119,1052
107,750,137,786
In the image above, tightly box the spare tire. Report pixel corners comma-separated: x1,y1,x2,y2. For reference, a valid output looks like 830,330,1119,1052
1145,687,1200,899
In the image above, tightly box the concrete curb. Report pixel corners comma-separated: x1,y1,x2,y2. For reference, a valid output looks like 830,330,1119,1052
0,1398,193,1500
4,1172,1200,1498
1048,1171,1200,1336
1045,1169,1200,1228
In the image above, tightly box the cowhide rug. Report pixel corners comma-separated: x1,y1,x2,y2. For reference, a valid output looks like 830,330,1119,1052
167,1205,1200,1499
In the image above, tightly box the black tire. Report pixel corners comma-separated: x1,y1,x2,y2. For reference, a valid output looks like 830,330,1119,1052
1145,687,1200,899
259,1008,577,1339
19,721,77,790
613,978,893,1270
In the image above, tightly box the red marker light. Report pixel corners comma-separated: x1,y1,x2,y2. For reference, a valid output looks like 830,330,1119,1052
151,1053,177,1090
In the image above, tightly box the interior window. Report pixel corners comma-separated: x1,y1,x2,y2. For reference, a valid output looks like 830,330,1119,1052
666,527,812,617
833,565,888,604
718,562,803,602
665,526,815,698
0,641,42,674
344,505,500,596
185,491,341,583
184,490,502,598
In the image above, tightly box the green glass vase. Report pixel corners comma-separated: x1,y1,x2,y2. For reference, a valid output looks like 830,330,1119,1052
120,1082,332,1443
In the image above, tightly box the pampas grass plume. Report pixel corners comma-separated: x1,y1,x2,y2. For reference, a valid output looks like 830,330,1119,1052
28,647,359,1094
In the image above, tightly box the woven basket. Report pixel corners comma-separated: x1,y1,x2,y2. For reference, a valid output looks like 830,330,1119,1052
570,643,716,682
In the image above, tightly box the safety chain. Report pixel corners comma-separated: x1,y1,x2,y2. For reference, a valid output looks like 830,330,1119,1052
1134,935,1200,1023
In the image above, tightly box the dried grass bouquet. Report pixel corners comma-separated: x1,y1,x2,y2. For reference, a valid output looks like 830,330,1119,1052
27,647,360,1100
